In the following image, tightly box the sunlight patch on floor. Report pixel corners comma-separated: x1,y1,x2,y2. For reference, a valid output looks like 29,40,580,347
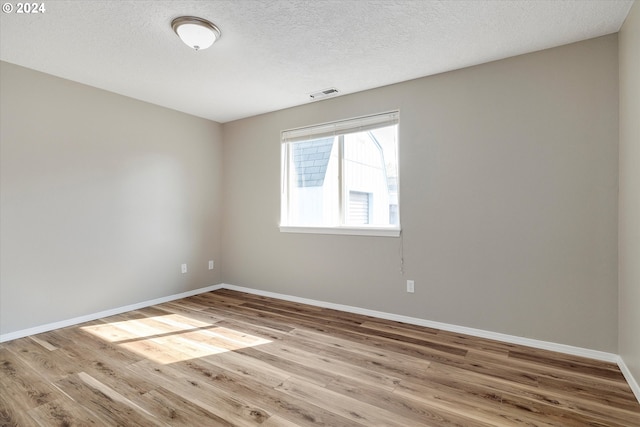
81,313,271,364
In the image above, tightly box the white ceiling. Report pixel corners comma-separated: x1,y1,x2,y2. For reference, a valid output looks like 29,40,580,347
0,0,634,123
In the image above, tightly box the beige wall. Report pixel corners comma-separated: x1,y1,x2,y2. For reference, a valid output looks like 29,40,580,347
0,61,223,335
619,1,640,385
1,33,623,355
222,35,619,352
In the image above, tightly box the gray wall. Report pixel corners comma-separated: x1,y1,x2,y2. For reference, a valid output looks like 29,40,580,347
0,61,223,335
222,35,619,352
619,1,640,384
1,34,623,355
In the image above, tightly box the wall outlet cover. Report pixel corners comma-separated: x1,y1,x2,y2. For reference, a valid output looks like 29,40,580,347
407,280,415,293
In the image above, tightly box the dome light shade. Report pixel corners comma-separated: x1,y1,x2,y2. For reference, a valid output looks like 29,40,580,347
172,16,221,51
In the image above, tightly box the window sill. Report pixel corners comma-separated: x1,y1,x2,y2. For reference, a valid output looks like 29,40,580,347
279,225,401,237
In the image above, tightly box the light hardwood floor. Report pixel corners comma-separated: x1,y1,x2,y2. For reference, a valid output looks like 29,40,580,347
1,289,639,426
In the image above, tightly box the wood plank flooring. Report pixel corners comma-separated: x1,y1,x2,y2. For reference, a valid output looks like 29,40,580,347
1,289,639,426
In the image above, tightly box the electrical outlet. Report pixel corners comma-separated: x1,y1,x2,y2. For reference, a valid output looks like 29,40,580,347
208,260,214,270
181,263,187,274
406,280,415,293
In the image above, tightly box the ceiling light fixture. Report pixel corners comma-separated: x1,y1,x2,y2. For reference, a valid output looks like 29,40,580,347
171,16,221,51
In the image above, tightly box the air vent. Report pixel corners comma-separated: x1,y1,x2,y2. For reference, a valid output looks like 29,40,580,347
309,88,339,100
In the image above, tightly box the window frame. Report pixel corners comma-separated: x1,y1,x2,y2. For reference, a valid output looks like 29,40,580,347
280,111,401,237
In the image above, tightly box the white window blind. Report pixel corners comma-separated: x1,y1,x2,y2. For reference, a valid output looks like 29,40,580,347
281,111,399,143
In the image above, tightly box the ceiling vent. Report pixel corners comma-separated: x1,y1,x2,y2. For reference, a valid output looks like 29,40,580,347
309,88,339,101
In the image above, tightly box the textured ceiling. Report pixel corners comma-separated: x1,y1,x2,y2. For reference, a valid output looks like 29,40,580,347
0,0,634,123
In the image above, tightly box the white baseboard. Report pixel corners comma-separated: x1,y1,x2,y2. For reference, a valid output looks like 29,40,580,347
0,282,623,364
617,356,640,403
0,284,224,343
220,284,619,363
2,282,638,405
222,284,639,404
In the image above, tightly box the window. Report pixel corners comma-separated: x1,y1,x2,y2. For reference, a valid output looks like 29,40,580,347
280,111,400,236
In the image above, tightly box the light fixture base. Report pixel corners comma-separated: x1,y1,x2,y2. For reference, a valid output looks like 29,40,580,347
171,16,221,51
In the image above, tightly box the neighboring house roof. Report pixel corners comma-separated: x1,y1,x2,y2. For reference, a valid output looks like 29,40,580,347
292,137,334,187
